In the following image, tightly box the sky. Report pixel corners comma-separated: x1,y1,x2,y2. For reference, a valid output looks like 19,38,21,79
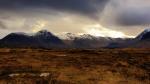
0,0,150,38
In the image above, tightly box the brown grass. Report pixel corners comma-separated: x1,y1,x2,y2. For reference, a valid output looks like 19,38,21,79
0,48,149,84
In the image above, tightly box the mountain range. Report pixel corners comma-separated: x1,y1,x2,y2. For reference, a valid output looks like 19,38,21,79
0,29,150,49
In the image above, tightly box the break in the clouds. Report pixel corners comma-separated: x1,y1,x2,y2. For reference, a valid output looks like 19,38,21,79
0,21,6,29
0,0,150,38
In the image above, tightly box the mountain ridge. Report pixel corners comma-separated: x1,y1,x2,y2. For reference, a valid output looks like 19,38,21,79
0,30,64,48
0,29,150,48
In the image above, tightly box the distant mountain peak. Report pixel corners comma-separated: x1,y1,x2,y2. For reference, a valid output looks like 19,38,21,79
80,34,96,39
57,32,79,40
35,30,53,37
36,30,51,34
136,28,150,40
144,28,150,32
37,30,50,33
0,30,64,48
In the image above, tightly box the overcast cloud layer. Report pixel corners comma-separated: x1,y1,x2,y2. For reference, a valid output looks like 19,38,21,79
0,0,109,18
0,0,150,38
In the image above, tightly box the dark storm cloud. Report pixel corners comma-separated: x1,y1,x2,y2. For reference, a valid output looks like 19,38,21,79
105,0,150,26
0,0,109,17
116,9,150,26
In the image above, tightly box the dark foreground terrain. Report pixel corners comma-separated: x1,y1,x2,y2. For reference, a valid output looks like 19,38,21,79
0,48,149,84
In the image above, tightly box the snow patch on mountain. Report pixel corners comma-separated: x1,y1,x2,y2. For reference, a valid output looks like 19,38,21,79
56,32,80,40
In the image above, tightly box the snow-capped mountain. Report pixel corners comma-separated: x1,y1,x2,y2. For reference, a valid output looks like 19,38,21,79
136,29,150,40
57,33,79,40
57,33,104,40
79,34,97,39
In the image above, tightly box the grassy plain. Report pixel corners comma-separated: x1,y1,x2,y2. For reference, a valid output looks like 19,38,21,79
0,48,149,84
